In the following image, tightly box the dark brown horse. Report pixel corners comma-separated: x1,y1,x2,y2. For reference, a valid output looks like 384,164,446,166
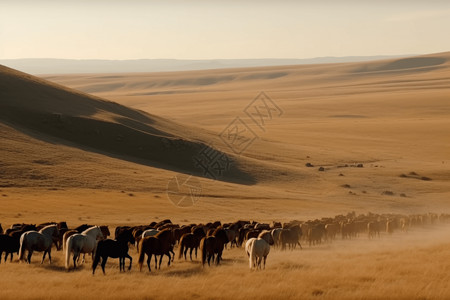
200,227,229,266
246,229,261,241
280,225,302,250
0,223,3,234
178,227,205,261
154,219,172,228
92,229,134,275
174,225,192,245
138,229,174,272
0,234,20,262
100,225,111,239
5,224,36,236
74,224,94,233
114,226,132,239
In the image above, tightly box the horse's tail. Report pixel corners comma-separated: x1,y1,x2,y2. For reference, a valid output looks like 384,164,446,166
178,236,185,259
65,236,73,270
249,240,256,269
62,233,66,253
18,233,27,262
200,238,206,266
138,239,145,271
92,240,102,274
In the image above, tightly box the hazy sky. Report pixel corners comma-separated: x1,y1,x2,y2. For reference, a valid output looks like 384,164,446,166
1,0,450,60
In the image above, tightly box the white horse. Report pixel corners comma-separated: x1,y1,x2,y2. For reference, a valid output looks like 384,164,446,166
65,226,103,270
245,230,274,270
18,224,59,264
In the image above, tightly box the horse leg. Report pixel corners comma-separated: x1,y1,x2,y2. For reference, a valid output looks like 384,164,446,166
189,248,193,261
101,256,107,274
147,255,151,272
0,251,2,263
216,252,222,265
167,252,171,266
159,255,163,269
126,254,132,271
263,256,267,269
170,249,175,262
154,255,158,269
73,253,78,269
195,247,197,259
26,250,33,264
184,248,188,260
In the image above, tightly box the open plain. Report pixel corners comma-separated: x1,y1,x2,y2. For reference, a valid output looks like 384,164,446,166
1,52,450,299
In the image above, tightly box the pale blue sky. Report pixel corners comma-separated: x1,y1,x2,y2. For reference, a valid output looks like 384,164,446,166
1,0,450,59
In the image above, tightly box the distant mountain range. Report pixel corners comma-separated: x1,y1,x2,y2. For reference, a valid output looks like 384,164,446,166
0,55,411,74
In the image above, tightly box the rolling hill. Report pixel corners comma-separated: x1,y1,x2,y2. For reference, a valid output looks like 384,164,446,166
0,52,449,224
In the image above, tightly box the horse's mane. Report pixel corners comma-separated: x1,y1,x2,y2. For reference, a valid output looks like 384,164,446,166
39,224,58,234
155,228,171,238
81,226,100,234
258,230,271,238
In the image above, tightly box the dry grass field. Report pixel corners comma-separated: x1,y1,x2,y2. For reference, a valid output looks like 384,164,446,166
1,52,450,299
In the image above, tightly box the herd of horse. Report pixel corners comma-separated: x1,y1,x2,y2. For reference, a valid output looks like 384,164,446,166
0,211,448,274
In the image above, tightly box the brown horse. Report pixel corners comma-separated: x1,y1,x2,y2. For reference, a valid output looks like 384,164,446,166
280,225,302,250
5,224,36,236
200,227,229,266
114,226,131,239
100,226,111,239
246,229,260,241
178,227,205,261
174,225,192,245
138,229,174,272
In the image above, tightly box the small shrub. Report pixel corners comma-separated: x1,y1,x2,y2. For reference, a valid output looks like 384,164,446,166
382,191,395,196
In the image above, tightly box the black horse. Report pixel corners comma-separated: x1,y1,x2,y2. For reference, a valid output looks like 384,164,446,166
0,234,20,263
74,224,94,233
92,229,134,275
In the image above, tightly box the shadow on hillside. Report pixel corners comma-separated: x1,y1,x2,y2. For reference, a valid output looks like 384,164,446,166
0,116,257,186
